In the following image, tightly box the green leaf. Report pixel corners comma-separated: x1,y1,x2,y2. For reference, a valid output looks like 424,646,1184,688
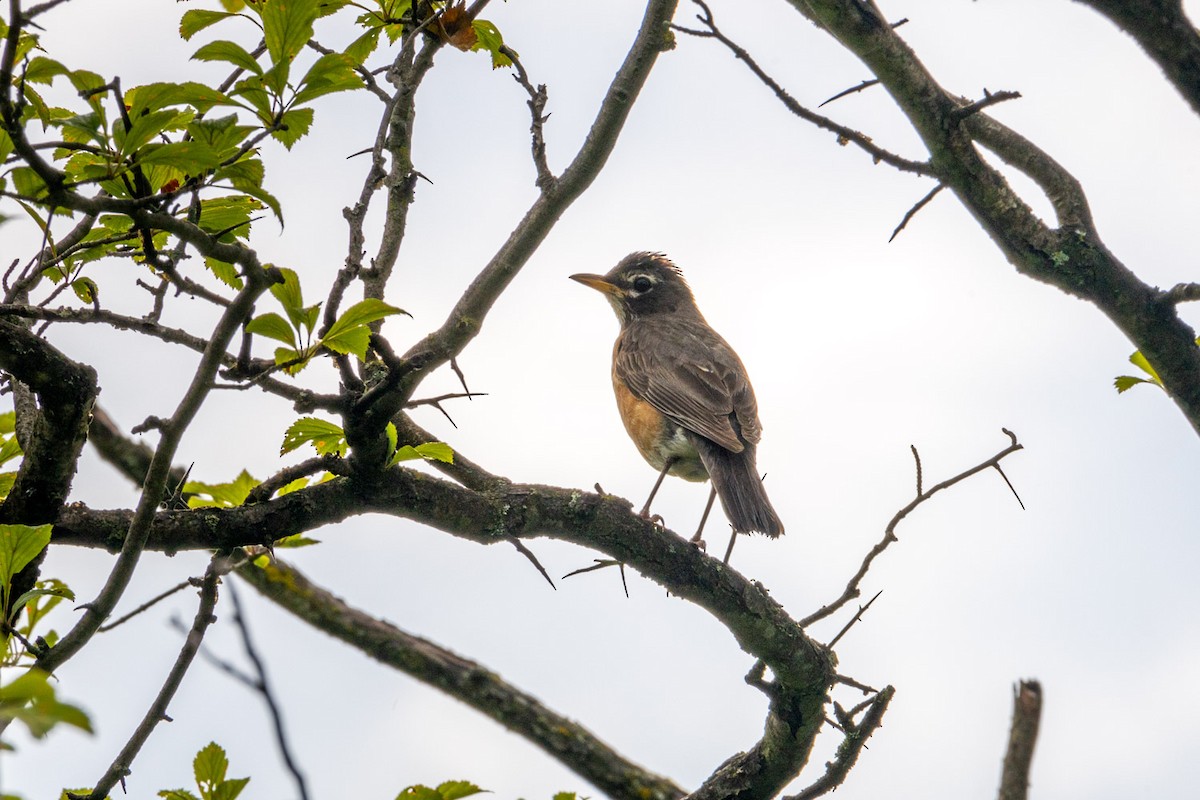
125,82,233,116
280,417,347,457
273,346,315,375
158,790,202,800
395,787,443,800
212,776,249,800
471,20,512,69
1114,375,1152,394
9,585,73,623
292,52,364,105
196,195,263,240
188,114,255,155
0,412,14,434
204,256,245,290
71,277,98,305
194,741,229,788
0,524,52,611
184,470,260,508
261,0,321,64
24,56,69,85
246,312,297,347
321,298,406,360
436,781,486,800
193,40,263,76
136,141,224,173
0,473,15,502
273,532,320,548
1128,349,1162,385
343,27,382,65
180,9,238,40
272,107,314,150
390,442,454,467
0,669,93,738
270,267,305,315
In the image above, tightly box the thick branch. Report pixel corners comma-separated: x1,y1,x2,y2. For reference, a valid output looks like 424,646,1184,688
776,0,1200,435
1077,0,1200,117
237,557,684,800
997,680,1042,800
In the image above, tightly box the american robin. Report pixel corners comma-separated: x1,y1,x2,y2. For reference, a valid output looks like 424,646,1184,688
571,252,784,563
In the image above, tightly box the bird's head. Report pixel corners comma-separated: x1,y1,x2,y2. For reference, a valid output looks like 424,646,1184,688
570,252,699,324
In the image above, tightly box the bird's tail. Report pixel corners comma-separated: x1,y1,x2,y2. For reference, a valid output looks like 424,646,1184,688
689,434,784,537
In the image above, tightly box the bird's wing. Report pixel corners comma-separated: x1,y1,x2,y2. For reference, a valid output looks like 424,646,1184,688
616,319,761,453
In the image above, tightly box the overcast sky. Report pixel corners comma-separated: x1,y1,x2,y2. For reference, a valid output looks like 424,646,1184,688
6,1,1200,799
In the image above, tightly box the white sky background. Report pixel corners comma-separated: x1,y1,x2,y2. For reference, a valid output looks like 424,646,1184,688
5,0,1200,798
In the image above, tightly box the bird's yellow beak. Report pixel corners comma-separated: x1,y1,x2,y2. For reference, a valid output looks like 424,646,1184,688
569,273,621,297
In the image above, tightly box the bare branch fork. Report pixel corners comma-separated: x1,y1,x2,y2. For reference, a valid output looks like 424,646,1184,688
800,429,1025,628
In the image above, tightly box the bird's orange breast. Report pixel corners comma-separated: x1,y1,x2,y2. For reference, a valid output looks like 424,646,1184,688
612,367,708,482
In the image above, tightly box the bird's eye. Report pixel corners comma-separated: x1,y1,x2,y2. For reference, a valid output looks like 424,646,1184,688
632,276,653,293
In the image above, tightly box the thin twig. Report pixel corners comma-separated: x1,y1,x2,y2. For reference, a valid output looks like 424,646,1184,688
227,581,311,800
79,556,224,800
1164,282,1200,305
826,590,881,649
801,429,1024,628
819,79,878,107
673,0,935,177
788,686,895,800
508,536,556,590
97,578,197,632
951,88,1023,121
889,183,945,242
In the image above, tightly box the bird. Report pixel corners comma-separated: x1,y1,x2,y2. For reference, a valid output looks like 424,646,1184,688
571,251,783,563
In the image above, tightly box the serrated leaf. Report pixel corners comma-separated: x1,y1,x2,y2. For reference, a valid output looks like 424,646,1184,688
184,470,260,508
136,141,224,172
180,9,238,40
194,742,229,787
343,27,382,65
321,298,405,359
188,114,255,155
280,417,346,457
395,786,443,800
24,56,68,85
436,780,486,800
471,20,512,69
274,345,315,375
262,0,321,63
292,52,364,105
205,256,244,289
246,312,297,347
158,790,201,800
125,82,232,116
193,40,263,76
197,195,263,240
1114,375,1152,394
1127,349,1162,384
390,442,454,467
272,107,314,150
213,776,250,800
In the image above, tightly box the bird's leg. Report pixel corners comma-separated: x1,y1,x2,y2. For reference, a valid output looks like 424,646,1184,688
722,528,738,565
689,486,717,551
639,457,677,523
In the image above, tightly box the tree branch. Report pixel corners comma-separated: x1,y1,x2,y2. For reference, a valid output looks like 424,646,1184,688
801,429,1024,628
81,556,224,800
997,680,1042,800
236,556,684,800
